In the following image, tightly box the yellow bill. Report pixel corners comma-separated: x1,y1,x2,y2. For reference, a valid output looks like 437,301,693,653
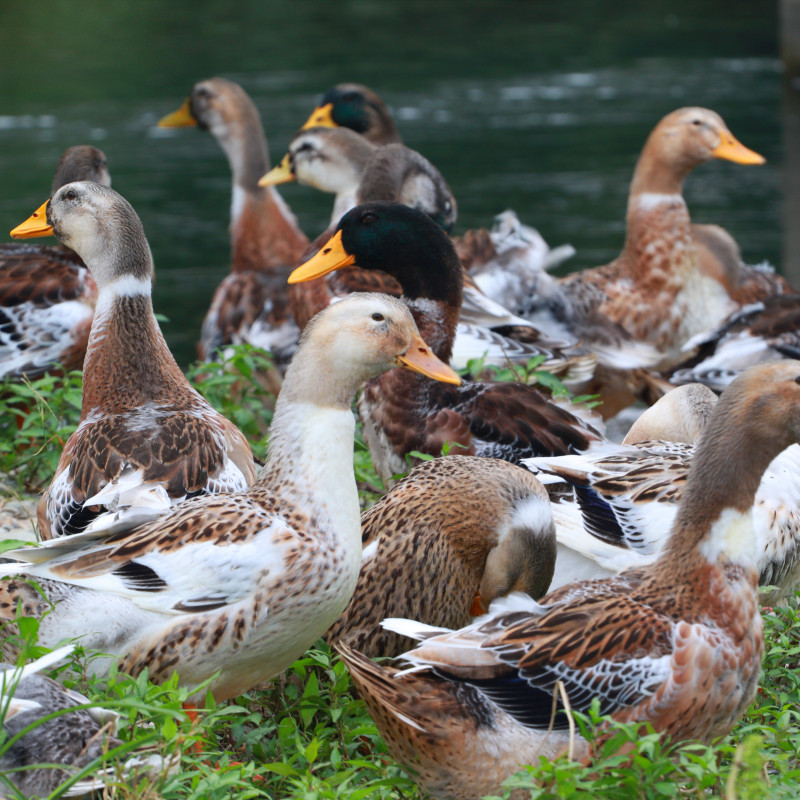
398,334,461,385
10,201,53,239
712,131,765,165
258,154,295,187
288,230,356,283
301,102,336,130
158,98,197,128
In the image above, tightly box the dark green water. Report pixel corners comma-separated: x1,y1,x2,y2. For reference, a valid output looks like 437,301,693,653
0,0,782,365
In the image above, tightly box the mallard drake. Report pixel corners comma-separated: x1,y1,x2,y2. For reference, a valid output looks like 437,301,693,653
338,361,800,800
289,203,602,482
263,132,588,373
526,383,800,601
0,146,110,380
299,83,401,145
0,293,459,700
1,646,170,798
10,182,257,539
670,293,800,391
528,108,765,369
158,78,309,371
325,455,556,658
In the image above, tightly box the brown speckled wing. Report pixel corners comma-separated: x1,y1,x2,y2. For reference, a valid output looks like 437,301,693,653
0,244,93,306
71,411,238,501
0,244,96,378
361,369,602,472
199,266,298,365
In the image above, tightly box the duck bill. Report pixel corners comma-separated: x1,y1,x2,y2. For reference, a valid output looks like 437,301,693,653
470,593,488,616
158,98,197,128
10,201,53,239
287,230,356,283
712,132,765,165
397,335,461,385
301,102,336,130
258,154,295,187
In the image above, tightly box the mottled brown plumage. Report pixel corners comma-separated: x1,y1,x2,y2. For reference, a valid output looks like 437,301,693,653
0,295,457,702
10,183,256,539
159,78,309,369
0,145,109,379
549,108,765,368
326,456,555,658
339,361,800,800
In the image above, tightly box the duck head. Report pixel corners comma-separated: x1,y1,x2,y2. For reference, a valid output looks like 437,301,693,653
11,182,152,288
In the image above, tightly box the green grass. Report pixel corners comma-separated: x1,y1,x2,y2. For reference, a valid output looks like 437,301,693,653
2,349,800,799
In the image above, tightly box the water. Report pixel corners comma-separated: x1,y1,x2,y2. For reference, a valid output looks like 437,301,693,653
0,0,782,365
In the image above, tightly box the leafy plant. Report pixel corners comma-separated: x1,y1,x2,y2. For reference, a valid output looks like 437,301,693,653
186,345,279,460
0,370,83,494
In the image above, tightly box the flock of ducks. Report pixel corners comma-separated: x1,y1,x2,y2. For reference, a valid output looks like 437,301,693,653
0,79,799,799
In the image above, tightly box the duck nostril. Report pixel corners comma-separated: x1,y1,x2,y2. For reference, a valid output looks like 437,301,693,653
322,248,331,254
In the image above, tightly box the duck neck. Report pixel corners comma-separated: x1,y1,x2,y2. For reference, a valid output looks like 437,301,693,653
620,137,697,280
221,119,308,272
257,351,363,553
664,405,791,569
81,278,193,414
405,297,459,364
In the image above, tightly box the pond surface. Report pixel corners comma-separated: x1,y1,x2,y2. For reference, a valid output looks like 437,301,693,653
0,0,783,365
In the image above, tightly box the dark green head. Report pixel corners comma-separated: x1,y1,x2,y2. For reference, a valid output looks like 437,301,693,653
337,202,462,305
319,84,401,145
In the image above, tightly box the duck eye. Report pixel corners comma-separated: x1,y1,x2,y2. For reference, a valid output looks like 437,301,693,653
362,212,376,224
196,87,210,99
64,189,77,201
371,312,385,322
691,119,702,126
794,376,800,385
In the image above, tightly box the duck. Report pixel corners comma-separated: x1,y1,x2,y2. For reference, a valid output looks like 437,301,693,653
525,383,800,601
0,145,110,380
1,645,170,798
669,292,800,391
298,82,402,145
527,108,766,370
452,209,576,315
289,203,603,483
325,455,556,659
691,223,790,305
0,293,459,700
337,361,800,800
263,132,593,374
261,125,456,233
158,78,309,373
10,182,257,540
289,83,578,314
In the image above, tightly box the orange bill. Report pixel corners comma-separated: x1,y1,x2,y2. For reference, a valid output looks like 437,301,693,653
301,102,336,130
398,334,461,385
158,98,197,128
470,593,488,617
258,154,295,187
10,201,53,239
288,230,356,283
712,131,765,165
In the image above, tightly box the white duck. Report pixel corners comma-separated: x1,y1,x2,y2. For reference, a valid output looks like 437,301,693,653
0,293,459,701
